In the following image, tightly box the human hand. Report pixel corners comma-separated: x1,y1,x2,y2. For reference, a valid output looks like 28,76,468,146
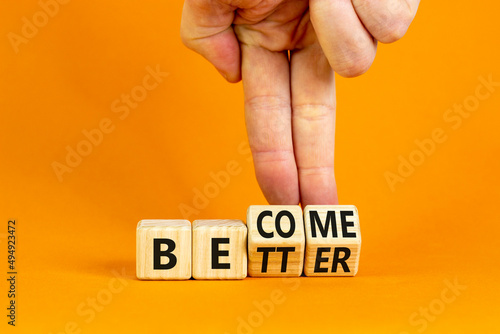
181,0,419,205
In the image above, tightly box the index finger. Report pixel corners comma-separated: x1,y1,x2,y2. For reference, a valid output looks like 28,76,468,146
242,44,300,205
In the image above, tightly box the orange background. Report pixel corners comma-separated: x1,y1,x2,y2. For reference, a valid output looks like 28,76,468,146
1,1,499,333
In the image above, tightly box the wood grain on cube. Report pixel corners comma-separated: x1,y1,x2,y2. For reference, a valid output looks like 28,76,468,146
136,220,191,280
303,205,361,276
247,205,305,277
192,220,247,280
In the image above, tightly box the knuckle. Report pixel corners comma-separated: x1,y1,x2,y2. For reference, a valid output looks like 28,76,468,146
292,104,335,122
251,149,295,163
354,0,414,43
245,95,290,113
180,29,191,47
179,23,197,50
245,95,292,150
382,19,411,43
331,33,376,77
298,166,335,177
380,1,414,42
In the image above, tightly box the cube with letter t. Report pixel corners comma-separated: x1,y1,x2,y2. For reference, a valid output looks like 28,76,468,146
247,206,305,277
136,220,192,280
192,220,247,280
303,205,361,276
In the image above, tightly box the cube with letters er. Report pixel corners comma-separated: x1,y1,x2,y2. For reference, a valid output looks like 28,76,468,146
247,205,305,277
136,219,191,280
304,205,361,276
192,220,247,280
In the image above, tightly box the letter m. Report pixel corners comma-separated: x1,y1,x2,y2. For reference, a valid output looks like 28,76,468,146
310,210,337,238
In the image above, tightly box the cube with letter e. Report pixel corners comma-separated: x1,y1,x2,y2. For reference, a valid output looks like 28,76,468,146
192,220,247,280
303,205,361,276
247,205,305,277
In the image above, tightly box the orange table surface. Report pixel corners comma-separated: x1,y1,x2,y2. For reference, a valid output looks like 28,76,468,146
1,1,499,333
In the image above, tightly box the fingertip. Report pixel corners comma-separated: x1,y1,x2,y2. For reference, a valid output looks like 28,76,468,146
252,153,300,205
226,74,242,84
217,68,242,83
299,172,339,207
260,175,301,206
330,45,377,78
334,61,371,78
352,0,418,44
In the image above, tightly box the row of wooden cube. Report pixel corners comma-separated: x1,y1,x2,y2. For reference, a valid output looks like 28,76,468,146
136,205,361,280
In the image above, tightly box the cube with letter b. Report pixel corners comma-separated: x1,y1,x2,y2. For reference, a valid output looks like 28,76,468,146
192,220,247,280
247,206,305,277
136,220,191,280
303,205,361,276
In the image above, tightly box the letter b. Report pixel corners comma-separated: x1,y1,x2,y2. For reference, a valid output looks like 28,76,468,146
415,137,436,156
154,239,177,270
82,128,103,146
39,0,60,17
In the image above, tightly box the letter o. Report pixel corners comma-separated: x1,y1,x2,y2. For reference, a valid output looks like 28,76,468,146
275,211,295,238
409,150,425,166
77,140,93,157
429,299,445,315
463,96,479,112
96,289,113,306
131,85,147,102
203,182,219,199
33,11,49,27
247,311,264,328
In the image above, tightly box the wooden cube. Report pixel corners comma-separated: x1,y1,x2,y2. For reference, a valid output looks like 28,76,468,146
303,205,361,276
136,220,191,280
247,205,305,277
192,220,247,280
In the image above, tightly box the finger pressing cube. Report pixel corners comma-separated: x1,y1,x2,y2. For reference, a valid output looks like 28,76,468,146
192,220,247,280
247,205,305,277
303,205,361,276
136,220,191,280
